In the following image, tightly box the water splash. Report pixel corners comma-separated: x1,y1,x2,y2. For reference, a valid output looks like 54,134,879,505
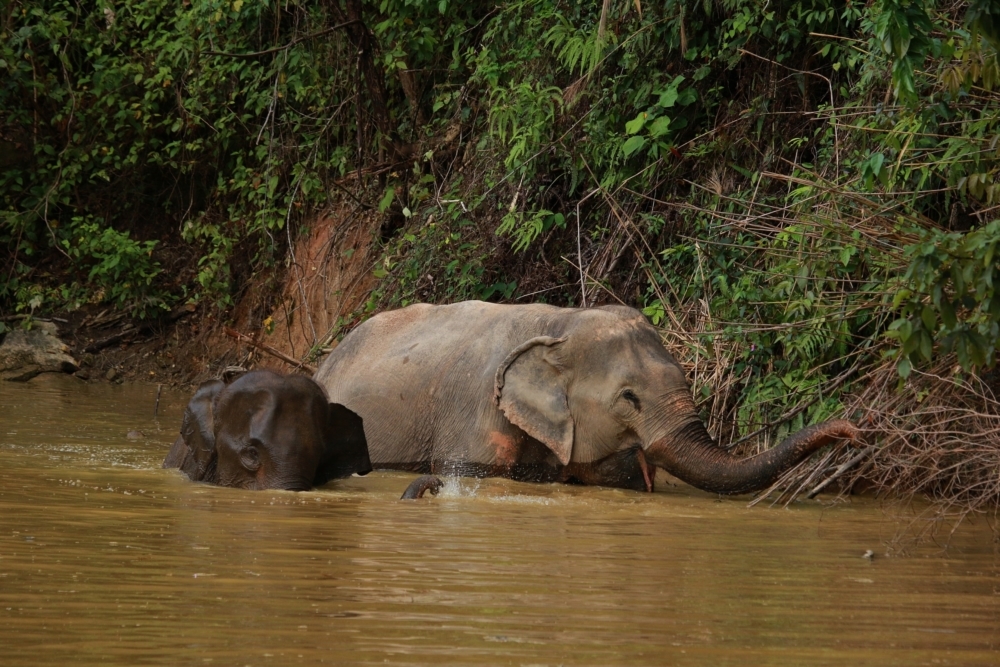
431,476,554,505
436,476,480,498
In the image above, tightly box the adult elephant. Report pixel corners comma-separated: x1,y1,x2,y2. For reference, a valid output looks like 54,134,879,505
315,301,857,494
163,370,372,490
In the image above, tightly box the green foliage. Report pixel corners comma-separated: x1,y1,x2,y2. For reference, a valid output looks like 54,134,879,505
966,0,1000,49
497,209,564,252
1,0,489,316
641,195,884,431
621,76,697,160
62,217,164,318
543,13,610,77
872,0,934,102
891,221,1000,374
486,81,564,172
366,194,513,311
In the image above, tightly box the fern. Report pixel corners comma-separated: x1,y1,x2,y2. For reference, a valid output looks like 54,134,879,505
487,82,563,172
543,16,611,76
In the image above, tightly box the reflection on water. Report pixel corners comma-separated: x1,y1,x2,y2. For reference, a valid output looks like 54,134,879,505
1,374,998,666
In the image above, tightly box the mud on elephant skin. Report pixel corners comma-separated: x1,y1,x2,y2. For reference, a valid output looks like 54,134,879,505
163,369,372,490
315,300,858,494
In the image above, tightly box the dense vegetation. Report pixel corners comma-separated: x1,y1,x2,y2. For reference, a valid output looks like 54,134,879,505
3,0,1000,514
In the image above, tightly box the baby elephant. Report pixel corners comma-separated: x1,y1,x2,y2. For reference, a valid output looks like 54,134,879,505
163,369,372,491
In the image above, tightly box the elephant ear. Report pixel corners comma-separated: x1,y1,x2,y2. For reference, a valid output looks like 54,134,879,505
494,336,574,466
315,402,373,484
170,379,225,481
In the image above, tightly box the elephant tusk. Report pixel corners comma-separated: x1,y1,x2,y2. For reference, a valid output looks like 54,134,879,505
637,448,654,493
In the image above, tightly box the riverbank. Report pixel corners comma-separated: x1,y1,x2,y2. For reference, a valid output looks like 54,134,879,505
1,201,381,387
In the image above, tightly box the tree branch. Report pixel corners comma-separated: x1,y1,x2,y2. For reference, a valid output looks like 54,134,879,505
223,327,317,374
203,21,358,59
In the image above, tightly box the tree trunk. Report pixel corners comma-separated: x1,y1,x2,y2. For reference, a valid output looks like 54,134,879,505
328,0,396,157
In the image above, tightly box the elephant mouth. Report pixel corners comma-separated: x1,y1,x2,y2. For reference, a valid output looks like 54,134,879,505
614,443,654,493
560,444,655,492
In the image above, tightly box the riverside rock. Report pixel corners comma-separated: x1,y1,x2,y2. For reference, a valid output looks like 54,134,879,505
0,322,79,381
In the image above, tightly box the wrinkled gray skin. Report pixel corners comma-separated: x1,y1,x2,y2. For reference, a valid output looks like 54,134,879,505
163,370,372,490
315,301,857,494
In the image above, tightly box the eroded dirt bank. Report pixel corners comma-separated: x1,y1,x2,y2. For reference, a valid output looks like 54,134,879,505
22,205,383,388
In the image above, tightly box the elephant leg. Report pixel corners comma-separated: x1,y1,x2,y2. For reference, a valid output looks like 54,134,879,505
561,445,654,492
400,475,444,499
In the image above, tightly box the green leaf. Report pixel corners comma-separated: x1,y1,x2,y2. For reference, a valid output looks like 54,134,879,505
625,113,647,135
642,299,665,325
378,187,395,213
895,318,913,342
897,358,912,379
621,135,647,157
839,246,854,266
892,289,912,309
939,298,956,328
869,152,885,176
658,88,679,108
919,330,933,361
648,116,672,138
677,88,698,106
921,305,936,332
956,335,971,369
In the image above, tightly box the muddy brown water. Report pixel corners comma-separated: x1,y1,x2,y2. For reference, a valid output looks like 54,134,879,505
1,375,998,666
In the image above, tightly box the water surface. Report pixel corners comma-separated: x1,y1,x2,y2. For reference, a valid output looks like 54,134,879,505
1,374,998,666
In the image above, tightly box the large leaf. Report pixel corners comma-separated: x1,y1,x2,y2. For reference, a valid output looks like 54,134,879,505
625,112,647,135
621,135,647,157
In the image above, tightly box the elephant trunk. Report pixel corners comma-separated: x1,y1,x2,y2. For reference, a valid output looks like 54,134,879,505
400,475,444,499
645,416,858,496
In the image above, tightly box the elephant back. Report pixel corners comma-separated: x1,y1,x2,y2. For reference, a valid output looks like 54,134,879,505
313,301,570,468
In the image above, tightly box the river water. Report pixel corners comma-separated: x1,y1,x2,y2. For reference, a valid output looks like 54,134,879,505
1,374,998,666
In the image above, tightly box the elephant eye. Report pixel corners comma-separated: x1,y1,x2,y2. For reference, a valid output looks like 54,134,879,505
239,445,261,472
621,389,641,410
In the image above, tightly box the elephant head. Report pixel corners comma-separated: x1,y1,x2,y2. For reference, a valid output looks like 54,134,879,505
494,305,856,495
163,370,372,490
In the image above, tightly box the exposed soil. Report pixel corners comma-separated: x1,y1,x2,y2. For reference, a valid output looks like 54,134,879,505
260,206,380,365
